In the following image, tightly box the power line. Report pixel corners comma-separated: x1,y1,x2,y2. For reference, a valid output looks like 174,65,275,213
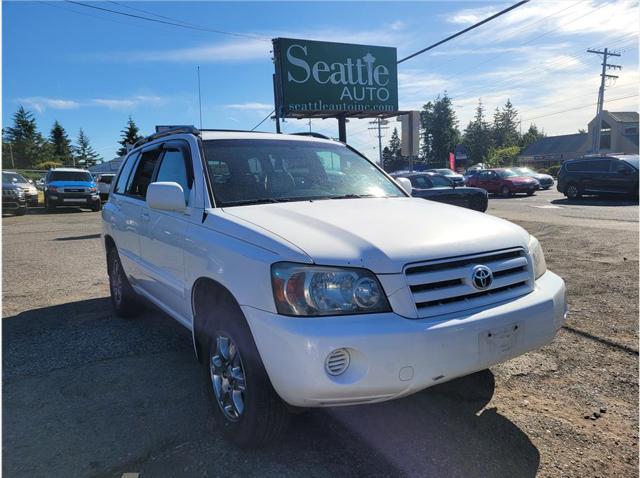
427,0,584,72
251,109,275,131
439,0,612,84
64,1,268,40
520,94,638,123
108,1,268,40
397,0,530,64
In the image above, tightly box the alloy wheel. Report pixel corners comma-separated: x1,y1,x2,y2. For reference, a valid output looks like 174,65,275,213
567,184,579,199
210,335,247,421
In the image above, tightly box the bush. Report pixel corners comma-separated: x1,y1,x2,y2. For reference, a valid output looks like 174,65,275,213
547,165,561,178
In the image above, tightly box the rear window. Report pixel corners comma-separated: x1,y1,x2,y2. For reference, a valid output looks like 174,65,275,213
565,160,610,172
98,175,114,184
48,171,93,182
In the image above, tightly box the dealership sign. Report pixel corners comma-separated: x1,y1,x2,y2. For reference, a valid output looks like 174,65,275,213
273,38,398,117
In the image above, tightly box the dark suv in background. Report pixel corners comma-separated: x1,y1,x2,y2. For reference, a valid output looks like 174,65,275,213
557,155,639,199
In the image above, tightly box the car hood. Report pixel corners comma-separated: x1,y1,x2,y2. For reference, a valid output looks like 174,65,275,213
47,181,95,188
507,176,537,183
447,174,464,180
532,173,553,180
222,197,530,273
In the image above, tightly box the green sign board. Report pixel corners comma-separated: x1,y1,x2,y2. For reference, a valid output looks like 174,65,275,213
273,38,398,118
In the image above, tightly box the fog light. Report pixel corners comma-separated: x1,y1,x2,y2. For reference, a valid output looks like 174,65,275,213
325,348,350,376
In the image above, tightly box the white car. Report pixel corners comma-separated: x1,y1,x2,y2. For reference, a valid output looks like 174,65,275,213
102,127,567,447
96,173,116,201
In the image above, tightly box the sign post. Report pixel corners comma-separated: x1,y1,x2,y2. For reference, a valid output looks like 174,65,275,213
272,38,401,140
400,111,420,171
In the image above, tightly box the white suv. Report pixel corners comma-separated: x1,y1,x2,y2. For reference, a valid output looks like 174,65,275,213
102,127,567,447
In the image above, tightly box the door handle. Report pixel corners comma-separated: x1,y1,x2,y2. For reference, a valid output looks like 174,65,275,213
141,211,150,222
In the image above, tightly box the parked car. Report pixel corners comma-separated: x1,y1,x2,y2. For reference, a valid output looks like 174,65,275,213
511,167,554,190
96,173,116,201
103,126,566,448
466,168,539,196
425,168,465,187
463,168,482,185
557,155,639,199
391,171,488,212
44,168,101,212
2,172,27,215
3,171,38,206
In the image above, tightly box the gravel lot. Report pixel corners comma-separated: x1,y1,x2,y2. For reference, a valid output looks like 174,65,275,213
3,190,638,477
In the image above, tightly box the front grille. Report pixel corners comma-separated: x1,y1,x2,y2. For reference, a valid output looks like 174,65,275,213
405,248,532,318
62,188,86,193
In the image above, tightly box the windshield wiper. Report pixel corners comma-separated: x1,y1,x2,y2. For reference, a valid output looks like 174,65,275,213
329,194,377,199
219,198,282,207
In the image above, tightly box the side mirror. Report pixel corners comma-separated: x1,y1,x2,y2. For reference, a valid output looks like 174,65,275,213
395,177,413,196
147,182,186,212
28,179,34,184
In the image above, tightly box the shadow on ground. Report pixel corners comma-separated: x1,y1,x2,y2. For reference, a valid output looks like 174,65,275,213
3,299,540,477
551,195,638,207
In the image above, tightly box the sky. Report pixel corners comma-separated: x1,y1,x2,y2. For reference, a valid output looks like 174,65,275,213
2,0,639,163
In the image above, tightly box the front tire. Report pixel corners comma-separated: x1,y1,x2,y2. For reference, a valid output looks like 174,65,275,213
45,198,56,213
565,183,581,199
107,247,140,318
16,207,27,216
500,185,511,197
92,201,102,212
201,298,290,448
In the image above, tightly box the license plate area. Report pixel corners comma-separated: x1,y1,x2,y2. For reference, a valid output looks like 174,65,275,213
63,198,87,203
479,322,522,362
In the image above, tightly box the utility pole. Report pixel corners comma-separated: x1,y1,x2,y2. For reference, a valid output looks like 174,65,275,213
587,48,621,153
9,142,15,169
308,118,312,133
368,118,389,165
197,66,203,130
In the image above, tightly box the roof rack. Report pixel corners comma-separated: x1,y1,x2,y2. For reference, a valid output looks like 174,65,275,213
133,126,200,149
292,132,333,140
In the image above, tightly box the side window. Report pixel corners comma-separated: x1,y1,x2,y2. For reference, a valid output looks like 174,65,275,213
155,148,192,204
411,176,431,188
114,153,139,194
127,148,162,199
591,160,610,172
613,161,633,174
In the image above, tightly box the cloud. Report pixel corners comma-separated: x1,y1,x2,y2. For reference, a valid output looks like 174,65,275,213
96,27,408,64
447,5,499,25
17,95,165,113
17,97,80,113
90,95,164,110
388,20,407,31
226,102,273,111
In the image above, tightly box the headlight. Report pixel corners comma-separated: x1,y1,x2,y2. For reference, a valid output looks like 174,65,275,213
271,262,390,316
528,235,547,280
89,187,97,193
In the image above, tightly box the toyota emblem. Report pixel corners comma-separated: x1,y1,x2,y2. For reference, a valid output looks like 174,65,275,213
471,265,493,290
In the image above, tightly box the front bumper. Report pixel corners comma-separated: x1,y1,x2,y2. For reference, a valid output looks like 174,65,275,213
2,197,27,210
243,271,566,407
511,183,538,192
46,192,100,207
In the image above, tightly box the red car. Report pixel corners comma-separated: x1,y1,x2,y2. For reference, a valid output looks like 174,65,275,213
466,168,540,197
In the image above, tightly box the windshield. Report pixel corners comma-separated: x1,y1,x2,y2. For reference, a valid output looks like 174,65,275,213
432,169,455,175
202,139,404,206
2,172,27,183
48,171,93,182
620,156,639,170
430,175,452,187
498,169,518,178
514,167,534,175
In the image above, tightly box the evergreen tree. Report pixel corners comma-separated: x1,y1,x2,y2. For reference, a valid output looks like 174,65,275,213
74,129,102,168
117,116,143,156
519,124,545,149
2,106,48,168
49,120,74,166
388,127,401,159
419,101,434,161
492,99,519,148
462,100,493,164
382,146,393,169
422,94,460,167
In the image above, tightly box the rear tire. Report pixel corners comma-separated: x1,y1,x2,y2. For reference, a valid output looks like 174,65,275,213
199,292,290,448
92,201,102,212
16,207,27,216
565,183,581,199
45,198,56,213
107,247,141,318
500,185,511,197
526,191,534,196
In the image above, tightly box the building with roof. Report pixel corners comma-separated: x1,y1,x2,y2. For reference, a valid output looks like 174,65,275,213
518,111,638,167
